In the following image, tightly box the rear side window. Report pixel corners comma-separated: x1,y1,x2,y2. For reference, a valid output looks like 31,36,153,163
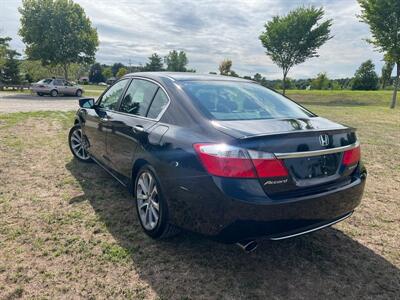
53,79,64,86
147,89,169,119
181,81,314,120
99,79,129,110
119,79,158,116
38,79,52,84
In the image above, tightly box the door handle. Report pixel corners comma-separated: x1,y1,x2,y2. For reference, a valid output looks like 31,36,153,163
133,125,144,132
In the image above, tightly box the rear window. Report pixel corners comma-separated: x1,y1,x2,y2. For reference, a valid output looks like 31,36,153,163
38,79,53,84
181,81,314,120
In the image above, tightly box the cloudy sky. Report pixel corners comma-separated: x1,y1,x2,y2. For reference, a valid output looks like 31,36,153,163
0,0,385,79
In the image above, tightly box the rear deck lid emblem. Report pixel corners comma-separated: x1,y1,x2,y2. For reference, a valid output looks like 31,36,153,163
319,134,330,146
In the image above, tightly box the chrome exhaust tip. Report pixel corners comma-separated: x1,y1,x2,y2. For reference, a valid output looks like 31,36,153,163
236,240,258,253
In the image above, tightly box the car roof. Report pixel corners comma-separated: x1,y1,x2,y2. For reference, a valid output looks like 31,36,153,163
123,72,252,83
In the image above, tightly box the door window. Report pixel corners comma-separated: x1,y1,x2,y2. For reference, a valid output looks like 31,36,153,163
147,88,169,119
99,79,129,110
119,79,158,116
53,79,64,86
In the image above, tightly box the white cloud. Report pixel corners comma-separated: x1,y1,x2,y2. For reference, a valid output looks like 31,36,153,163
0,0,385,78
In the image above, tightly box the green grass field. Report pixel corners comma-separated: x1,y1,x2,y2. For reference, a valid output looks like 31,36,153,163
82,84,107,97
0,91,399,299
286,90,395,107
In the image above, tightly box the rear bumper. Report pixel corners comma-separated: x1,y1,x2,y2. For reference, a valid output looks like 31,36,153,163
268,211,353,241
164,165,366,243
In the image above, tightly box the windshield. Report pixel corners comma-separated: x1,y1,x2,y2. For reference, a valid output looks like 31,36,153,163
181,81,315,120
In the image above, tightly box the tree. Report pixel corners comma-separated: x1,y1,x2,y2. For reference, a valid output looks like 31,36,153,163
0,37,21,84
311,72,330,90
20,60,86,82
259,6,332,95
116,67,128,78
144,53,164,71
219,59,232,75
0,37,11,70
276,77,294,90
218,59,238,76
19,0,99,80
229,70,239,77
358,0,400,108
294,78,312,89
20,60,52,82
352,60,379,90
1,49,21,84
111,63,125,76
330,80,342,90
381,58,394,89
165,50,188,71
102,67,113,80
89,63,104,83
381,62,394,89
253,73,263,82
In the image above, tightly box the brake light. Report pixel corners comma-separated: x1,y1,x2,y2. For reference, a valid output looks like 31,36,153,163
342,146,360,166
193,144,256,177
193,143,288,178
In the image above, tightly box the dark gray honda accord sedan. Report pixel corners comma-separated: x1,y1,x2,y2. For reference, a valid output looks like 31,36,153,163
68,72,366,251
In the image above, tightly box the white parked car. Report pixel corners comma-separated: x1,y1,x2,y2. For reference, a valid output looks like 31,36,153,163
31,78,84,97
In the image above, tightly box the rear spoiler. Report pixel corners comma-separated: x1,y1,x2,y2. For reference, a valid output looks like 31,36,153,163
239,127,356,140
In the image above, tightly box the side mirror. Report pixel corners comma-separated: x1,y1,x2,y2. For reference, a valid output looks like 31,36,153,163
79,98,95,109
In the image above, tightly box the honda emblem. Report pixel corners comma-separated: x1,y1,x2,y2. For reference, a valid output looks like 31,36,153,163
319,134,330,146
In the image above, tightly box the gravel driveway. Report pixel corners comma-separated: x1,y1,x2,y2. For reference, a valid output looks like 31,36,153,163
0,92,83,113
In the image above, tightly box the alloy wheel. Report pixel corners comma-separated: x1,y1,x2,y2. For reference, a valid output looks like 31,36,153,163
136,171,160,230
70,128,90,160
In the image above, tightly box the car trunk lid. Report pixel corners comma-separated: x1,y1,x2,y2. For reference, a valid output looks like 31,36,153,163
212,117,359,198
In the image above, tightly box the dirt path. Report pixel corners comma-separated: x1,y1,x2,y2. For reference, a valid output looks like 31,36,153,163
0,92,81,113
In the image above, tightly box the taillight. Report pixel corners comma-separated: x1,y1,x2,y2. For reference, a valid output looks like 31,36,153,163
342,146,360,166
193,143,288,178
193,144,256,177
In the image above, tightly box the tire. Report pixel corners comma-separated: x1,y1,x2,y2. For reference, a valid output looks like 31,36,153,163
50,89,58,97
134,165,179,239
75,89,82,97
68,124,92,163
37,92,43,96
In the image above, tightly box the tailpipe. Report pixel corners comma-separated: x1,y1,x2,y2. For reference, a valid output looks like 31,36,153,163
236,240,258,253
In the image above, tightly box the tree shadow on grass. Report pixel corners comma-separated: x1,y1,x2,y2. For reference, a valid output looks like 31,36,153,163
66,159,400,299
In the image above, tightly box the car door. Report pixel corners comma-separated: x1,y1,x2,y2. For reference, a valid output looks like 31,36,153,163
64,81,75,95
106,78,167,179
82,78,130,165
53,79,64,94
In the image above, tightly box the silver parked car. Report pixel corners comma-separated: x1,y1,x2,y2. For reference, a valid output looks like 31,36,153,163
31,78,84,97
